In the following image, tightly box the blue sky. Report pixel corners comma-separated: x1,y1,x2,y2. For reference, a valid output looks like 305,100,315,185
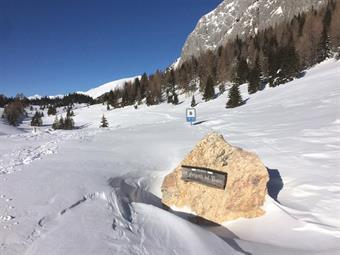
0,0,222,97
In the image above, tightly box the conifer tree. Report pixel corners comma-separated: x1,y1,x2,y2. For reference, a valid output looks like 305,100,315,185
58,116,64,129
64,115,74,130
168,69,176,89
248,60,261,94
172,91,179,105
100,114,109,128
219,84,225,95
31,111,43,127
166,89,173,104
317,29,332,63
226,84,243,108
234,58,249,85
134,78,142,104
203,75,215,101
107,103,110,111
66,107,74,117
47,105,57,116
52,115,59,130
146,93,153,106
140,73,148,99
191,95,196,107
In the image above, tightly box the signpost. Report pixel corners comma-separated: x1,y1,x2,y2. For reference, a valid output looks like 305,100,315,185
181,165,227,190
186,108,196,125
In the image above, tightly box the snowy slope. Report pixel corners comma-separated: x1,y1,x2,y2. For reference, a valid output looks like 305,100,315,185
0,59,339,255
79,76,140,99
28,76,139,99
180,0,327,63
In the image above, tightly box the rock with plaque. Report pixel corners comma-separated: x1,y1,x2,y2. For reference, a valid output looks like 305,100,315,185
161,132,269,223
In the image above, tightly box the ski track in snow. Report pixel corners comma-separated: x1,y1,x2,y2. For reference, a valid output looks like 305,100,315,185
0,128,102,175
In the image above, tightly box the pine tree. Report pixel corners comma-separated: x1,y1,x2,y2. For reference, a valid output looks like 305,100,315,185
140,73,148,99
168,69,176,89
31,111,43,127
203,75,215,101
172,91,179,105
66,107,74,117
134,78,142,104
107,103,110,111
146,93,153,106
47,105,57,116
219,84,225,94
64,115,74,130
58,116,64,129
100,114,109,128
121,85,129,107
191,95,196,107
248,61,261,94
234,58,249,85
226,84,243,108
52,115,59,130
317,29,332,63
166,89,173,104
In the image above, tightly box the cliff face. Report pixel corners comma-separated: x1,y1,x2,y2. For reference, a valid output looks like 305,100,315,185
180,0,327,65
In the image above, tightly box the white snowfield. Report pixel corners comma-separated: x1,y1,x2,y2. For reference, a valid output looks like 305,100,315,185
78,76,140,99
0,59,339,255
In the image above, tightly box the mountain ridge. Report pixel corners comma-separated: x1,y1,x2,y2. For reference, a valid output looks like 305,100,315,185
180,0,328,65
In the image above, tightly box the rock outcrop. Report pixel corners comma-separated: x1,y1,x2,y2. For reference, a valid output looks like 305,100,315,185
179,0,327,65
161,132,269,223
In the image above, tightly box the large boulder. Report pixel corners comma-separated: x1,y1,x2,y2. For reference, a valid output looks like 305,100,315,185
161,132,269,223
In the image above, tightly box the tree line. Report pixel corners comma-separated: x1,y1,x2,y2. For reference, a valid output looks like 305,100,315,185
100,1,339,109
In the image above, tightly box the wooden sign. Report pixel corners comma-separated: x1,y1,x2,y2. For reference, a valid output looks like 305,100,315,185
181,165,227,190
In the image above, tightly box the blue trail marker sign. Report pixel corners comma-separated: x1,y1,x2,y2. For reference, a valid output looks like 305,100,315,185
186,108,196,125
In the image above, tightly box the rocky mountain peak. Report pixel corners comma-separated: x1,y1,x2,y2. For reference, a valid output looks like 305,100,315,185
179,0,327,65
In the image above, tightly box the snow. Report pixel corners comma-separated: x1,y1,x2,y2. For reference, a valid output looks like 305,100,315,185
27,94,64,100
79,76,140,99
0,59,339,254
27,95,42,100
28,77,139,100
273,6,283,15
170,57,181,70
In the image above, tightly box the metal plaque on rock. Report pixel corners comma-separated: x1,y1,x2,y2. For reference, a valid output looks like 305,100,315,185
181,165,227,190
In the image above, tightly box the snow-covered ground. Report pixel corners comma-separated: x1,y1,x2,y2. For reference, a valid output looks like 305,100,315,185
0,59,339,255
